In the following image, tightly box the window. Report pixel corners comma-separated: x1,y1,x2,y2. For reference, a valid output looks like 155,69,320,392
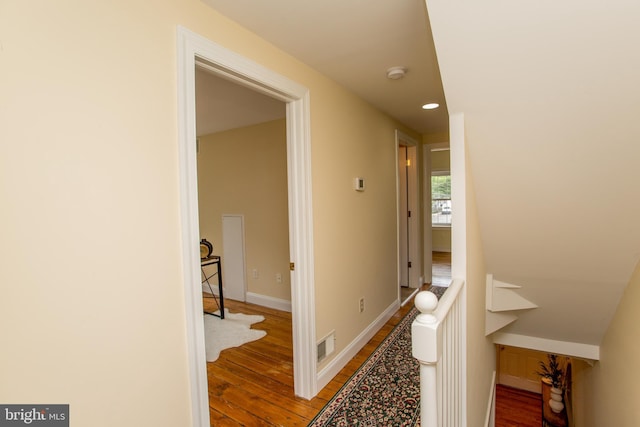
431,173,451,225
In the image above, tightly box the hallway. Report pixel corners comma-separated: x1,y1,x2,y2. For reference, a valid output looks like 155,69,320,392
401,251,451,303
204,289,433,425
205,252,452,425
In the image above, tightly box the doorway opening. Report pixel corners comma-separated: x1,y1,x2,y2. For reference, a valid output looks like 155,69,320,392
177,27,317,426
429,147,452,284
396,130,421,305
195,66,288,306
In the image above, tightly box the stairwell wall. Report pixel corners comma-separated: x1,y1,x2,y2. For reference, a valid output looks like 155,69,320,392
574,259,640,426
450,113,495,426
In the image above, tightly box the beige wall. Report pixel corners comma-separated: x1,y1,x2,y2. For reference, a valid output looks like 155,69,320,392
433,227,452,252
465,144,495,427
431,148,451,172
423,131,450,145
573,260,640,426
0,1,420,424
197,119,291,302
311,87,419,358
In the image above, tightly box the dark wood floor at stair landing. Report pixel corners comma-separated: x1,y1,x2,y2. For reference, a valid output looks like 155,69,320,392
495,384,542,427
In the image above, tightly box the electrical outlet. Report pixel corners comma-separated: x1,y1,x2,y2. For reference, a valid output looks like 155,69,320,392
359,297,365,313
252,269,259,279
276,273,282,283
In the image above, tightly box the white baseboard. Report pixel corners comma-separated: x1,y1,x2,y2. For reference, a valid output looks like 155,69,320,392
316,299,401,392
245,292,292,313
485,371,497,427
202,286,292,312
202,283,218,296
499,374,541,393
401,288,421,307
432,246,452,253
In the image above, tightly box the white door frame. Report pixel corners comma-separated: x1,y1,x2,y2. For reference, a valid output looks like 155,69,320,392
395,130,422,292
176,26,317,427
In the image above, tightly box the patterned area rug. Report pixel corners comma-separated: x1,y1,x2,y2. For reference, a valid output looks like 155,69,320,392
309,286,447,427
426,285,447,300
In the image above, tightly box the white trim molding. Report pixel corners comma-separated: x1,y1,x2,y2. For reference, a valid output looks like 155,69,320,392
316,299,400,392
492,332,600,362
448,112,468,425
486,274,538,313
246,292,292,313
485,274,538,335
177,26,317,426
484,371,497,427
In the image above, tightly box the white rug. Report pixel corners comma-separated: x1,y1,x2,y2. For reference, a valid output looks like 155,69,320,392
204,309,267,362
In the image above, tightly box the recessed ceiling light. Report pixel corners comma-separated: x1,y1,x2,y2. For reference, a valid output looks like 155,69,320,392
422,103,440,110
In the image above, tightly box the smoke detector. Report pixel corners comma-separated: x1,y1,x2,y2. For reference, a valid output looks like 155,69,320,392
386,66,407,80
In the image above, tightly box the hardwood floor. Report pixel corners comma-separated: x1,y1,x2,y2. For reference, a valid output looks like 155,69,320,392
432,251,452,287
205,287,436,425
204,253,451,426
401,251,451,302
495,384,542,427
204,298,316,426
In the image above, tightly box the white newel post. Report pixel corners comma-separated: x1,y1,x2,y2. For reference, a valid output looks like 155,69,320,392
412,291,441,427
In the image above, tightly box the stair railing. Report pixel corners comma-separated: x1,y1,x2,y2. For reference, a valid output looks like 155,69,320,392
412,279,466,427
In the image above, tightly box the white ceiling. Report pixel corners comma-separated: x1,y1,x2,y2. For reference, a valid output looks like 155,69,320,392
200,0,448,135
196,68,285,136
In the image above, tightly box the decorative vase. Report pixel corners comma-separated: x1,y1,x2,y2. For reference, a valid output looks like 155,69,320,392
549,387,564,413
200,238,213,259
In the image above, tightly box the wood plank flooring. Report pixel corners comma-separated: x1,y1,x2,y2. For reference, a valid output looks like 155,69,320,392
204,299,315,426
204,253,450,426
432,251,452,287
205,291,431,425
495,384,542,427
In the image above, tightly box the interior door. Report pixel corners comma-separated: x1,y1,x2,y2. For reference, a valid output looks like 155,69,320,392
222,214,247,301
